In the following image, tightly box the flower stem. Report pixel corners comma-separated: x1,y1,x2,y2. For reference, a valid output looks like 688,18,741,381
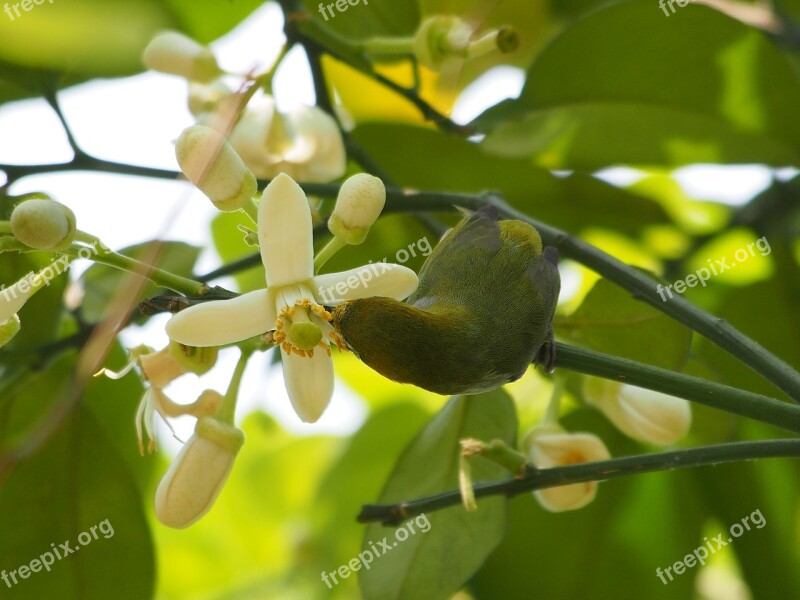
216,349,252,424
357,438,800,525
314,236,347,273
72,231,207,296
359,36,416,57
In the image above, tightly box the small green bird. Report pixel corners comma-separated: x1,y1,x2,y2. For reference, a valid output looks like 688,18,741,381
331,206,560,395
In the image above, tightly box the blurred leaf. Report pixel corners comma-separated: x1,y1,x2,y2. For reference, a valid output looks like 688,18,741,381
161,0,264,43
311,403,433,596
360,390,516,600
558,277,692,370
304,0,419,37
79,241,200,323
352,123,672,236
479,2,800,169
0,0,261,105
0,381,155,600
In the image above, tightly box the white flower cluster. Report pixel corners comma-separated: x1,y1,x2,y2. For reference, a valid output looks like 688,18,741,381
143,31,346,187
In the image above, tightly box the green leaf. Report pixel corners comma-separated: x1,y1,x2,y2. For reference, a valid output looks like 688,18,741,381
312,402,433,584
0,371,155,600
479,2,800,169
352,123,672,236
160,0,264,44
0,250,68,356
303,0,420,37
359,390,517,600
558,277,692,370
79,241,200,323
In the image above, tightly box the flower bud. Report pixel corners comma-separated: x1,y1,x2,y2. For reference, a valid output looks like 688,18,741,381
154,416,243,528
11,199,76,251
584,378,691,445
328,174,385,245
142,31,221,82
523,424,611,512
413,16,472,70
0,314,21,348
176,125,257,212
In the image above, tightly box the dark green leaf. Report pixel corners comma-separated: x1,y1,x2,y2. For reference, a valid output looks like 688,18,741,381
360,390,516,600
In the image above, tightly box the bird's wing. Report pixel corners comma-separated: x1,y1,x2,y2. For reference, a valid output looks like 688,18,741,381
411,206,501,304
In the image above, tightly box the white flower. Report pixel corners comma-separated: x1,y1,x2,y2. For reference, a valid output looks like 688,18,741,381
523,424,611,512
218,97,346,183
583,378,691,445
328,174,386,245
166,173,419,422
155,415,243,528
175,125,257,212
142,31,221,82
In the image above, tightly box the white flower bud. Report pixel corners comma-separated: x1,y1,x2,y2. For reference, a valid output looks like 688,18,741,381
11,199,76,251
142,31,220,82
584,379,692,445
176,125,257,212
155,416,243,528
523,424,611,512
328,174,385,245
0,314,21,348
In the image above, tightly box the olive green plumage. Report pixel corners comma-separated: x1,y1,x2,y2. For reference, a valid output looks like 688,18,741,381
331,206,560,394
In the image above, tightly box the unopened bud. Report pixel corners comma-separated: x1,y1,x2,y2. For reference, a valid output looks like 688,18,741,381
11,199,76,251
176,125,257,212
584,378,691,445
142,31,221,82
154,416,243,528
328,174,385,245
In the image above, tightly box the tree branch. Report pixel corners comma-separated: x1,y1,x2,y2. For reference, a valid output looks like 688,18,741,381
357,438,800,525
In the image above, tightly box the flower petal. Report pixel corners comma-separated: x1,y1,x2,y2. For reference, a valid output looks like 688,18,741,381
311,263,419,305
166,289,275,347
281,347,333,423
258,173,314,286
